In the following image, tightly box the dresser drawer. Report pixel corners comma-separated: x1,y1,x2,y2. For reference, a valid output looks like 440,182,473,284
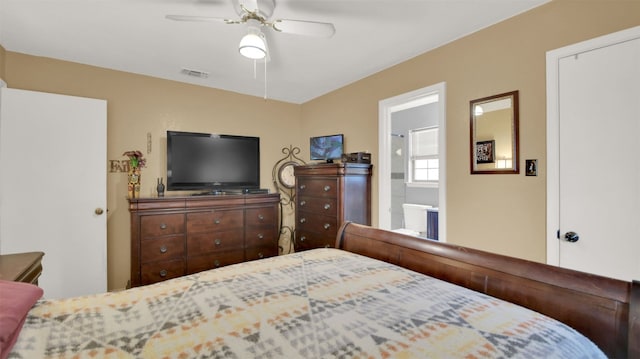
298,197,337,217
245,227,277,247
141,258,185,285
187,250,245,274
295,230,335,251
141,214,185,237
187,230,244,254
246,207,277,227
187,210,244,233
297,178,338,198
130,193,281,288
141,235,185,263
245,245,278,261
297,211,338,235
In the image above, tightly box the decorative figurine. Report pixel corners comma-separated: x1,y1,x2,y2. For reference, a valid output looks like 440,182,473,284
157,177,165,197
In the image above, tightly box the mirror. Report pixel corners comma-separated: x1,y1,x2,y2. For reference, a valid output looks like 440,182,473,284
470,90,519,174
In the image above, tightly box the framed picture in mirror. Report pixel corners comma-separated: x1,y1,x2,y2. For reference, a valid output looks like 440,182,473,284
475,140,495,164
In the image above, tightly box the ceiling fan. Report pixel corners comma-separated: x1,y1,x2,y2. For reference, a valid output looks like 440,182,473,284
166,0,336,60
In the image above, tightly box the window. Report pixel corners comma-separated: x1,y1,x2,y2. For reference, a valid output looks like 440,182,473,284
409,127,438,185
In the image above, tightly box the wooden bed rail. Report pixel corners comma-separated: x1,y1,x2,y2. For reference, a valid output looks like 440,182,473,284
336,222,639,358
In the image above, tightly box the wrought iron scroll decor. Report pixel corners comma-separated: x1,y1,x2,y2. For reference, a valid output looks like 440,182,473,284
272,145,305,254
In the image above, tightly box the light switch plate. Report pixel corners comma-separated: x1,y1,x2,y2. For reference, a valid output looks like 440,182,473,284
525,159,537,176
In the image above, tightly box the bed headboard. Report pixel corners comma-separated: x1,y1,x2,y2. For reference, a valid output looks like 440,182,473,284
336,222,639,358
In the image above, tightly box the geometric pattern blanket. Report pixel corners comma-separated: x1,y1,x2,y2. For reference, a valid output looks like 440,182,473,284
10,248,605,358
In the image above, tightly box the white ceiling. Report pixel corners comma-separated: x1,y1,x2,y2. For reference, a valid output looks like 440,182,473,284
0,0,548,104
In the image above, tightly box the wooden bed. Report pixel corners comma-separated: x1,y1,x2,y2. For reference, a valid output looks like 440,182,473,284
6,222,636,358
336,221,640,358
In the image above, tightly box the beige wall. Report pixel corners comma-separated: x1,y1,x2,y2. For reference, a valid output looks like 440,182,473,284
2,0,640,290
0,45,5,79
3,53,302,290
301,0,640,260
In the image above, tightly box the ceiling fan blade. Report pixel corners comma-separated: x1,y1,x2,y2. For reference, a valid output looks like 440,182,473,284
165,15,235,23
272,19,335,38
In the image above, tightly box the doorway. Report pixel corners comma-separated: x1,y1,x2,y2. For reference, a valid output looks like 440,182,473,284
546,26,640,281
378,83,446,241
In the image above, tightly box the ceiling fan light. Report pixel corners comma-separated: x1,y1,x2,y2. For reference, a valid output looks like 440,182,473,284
239,32,266,59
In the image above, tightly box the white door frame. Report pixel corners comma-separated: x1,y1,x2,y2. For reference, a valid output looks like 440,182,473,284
378,82,446,242
546,26,640,265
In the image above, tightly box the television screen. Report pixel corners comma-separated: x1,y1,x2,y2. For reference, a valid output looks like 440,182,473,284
310,134,344,162
167,131,260,192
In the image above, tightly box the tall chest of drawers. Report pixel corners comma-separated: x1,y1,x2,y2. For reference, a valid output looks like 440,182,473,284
129,193,279,287
294,163,372,251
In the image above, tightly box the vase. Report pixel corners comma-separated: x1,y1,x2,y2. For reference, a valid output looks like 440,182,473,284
128,166,141,198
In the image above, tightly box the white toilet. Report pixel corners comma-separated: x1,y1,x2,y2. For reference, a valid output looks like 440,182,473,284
393,203,431,237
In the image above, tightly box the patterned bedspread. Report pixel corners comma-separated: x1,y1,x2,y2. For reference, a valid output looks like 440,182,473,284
10,248,604,358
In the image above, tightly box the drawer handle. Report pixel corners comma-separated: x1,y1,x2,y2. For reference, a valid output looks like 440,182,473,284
324,244,331,248
214,219,221,224
299,184,306,190
214,260,220,267
323,185,331,192
300,236,306,242
159,269,167,277
300,200,306,206
299,218,306,224
323,223,331,230
324,203,331,210
258,252,264,259
160,223,167,230
258,214,264,221
258,233,264,239
159,245,168,253
214,239,221,246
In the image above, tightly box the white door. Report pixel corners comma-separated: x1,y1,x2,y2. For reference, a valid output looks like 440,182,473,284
378,83,447,242
0,88,107,298
547,27,640,281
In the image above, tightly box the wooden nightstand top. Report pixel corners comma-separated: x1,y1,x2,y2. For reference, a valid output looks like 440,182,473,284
0,251,44,284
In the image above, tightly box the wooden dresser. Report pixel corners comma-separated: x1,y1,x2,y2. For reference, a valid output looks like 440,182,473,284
129,193,279,287
0,251,44,284
294,163,372,251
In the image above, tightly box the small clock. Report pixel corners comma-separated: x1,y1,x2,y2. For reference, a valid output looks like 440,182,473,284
278,161,298,189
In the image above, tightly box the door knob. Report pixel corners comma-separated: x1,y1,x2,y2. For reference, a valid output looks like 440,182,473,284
564,231,580,242
95,208,104,215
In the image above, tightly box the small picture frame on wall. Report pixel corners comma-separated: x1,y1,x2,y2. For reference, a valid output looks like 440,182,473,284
526,159,537,176
475,140,495,164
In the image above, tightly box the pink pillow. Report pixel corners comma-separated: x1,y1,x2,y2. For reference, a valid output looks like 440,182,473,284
0,280,43,359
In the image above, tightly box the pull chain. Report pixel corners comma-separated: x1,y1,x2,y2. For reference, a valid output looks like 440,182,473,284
253,59,257,79
251,59,267,100
264,56,267,100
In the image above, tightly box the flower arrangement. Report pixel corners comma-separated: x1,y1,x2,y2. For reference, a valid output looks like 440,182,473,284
123,150,146,169
123,150,145,198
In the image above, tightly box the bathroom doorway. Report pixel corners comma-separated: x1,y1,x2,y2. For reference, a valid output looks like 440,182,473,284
378,83,446,241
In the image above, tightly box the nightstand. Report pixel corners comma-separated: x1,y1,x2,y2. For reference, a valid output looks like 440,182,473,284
0,252,44,285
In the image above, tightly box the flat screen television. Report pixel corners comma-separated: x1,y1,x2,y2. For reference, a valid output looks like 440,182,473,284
166,130,260,193
310,134,344,163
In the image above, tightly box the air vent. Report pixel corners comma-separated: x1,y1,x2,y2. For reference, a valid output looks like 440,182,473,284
180,68,209,79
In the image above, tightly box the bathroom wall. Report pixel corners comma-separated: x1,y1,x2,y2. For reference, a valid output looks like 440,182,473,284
390,102,439,229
